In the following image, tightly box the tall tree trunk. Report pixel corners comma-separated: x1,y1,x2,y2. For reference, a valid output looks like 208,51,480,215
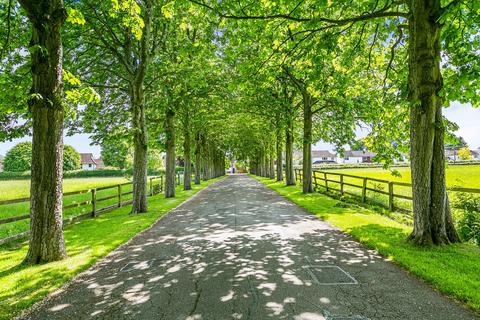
407,0,459,245
131,87,148,213
183,113,192,190
130,0,152,213
194,132,201,185
21,0,67,264
285,117,295,186
164,107,176,198
276,114,283,181
269,144,275,179
302,93,313,193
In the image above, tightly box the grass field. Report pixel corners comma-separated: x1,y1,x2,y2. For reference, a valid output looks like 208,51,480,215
0,177,222,320
311,165,480,213
254,176,480,314
0,177,132,239
0,177,130,201
326,165,480,188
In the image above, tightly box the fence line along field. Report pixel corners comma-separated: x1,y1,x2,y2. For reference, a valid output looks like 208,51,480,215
0,177,130,240
326,165,480,188
308,165,480,215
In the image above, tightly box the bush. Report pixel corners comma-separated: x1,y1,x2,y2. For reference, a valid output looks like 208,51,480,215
63,145,81,171
454,193,480,245
4,142,82,172
3,142,32,172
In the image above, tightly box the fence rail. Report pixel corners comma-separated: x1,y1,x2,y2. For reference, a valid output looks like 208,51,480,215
294,169,480,213
0,175,170,245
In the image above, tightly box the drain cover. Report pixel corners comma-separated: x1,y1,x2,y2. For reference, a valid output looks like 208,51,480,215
305,266,357,285
323,310,369,320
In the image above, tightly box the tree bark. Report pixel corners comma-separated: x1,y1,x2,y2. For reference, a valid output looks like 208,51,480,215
285,117,295,186
131,86,148,213
269,146,275,179
183,112,192,190
194,132,201,185
20,0,67,264
407,0,459,245
302,93,313,193
164,107,176,198
276,114,283,181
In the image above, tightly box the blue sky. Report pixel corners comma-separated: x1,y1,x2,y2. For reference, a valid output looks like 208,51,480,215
0,102,479,157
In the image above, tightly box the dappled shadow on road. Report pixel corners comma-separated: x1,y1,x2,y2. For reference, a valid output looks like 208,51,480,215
20,176,477,320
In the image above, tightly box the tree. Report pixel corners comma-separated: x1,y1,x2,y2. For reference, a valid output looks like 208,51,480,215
458,147,472,161
101,141,129,169
19,0,68,263
3,142,32,172
63,145,80,171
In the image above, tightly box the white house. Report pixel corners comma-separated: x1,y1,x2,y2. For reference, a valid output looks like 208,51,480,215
312,150,336,164
80,153,97,170
336,150,377,164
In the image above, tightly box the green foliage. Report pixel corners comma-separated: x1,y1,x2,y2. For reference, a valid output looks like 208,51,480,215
3,142,32,172
63,145,81,171
454,193,480,245
3,142,81,172
101,142,129,169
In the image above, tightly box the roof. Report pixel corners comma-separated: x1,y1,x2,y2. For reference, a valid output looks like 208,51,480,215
80,153,97,165
312,150,336,158
94,158,105,169
344,150,377,157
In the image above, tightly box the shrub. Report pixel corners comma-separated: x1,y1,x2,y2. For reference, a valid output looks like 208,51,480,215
454,193,480,245
3,142,32,172
4,142,82,172
63,145,81,171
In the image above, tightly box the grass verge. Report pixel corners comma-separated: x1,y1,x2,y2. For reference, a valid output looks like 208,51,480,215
0,177,223,320
253,176,480,313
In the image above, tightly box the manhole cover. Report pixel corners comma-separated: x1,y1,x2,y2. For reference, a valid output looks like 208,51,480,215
323,310,369,320
304,266,357,285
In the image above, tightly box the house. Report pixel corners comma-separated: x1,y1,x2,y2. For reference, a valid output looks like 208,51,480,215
312,150,336,164
471,150,480,160
80,153,98,170
336,150,377,164
444,149,458,161
94,158,105,169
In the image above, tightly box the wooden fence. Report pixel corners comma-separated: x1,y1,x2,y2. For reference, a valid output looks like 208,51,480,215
294,169,480,212
0,175,167,245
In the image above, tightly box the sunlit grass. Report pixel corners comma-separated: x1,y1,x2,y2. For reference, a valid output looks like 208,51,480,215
0,177,222,320
254,176,480,313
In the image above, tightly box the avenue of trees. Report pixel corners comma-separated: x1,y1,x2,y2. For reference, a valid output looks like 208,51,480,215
0,0,479,263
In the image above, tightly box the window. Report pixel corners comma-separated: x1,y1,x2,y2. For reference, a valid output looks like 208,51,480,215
89,164,92,168
345,157,349,160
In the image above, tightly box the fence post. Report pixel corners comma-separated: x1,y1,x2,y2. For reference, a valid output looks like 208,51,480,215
92,188,97,217
294,169,298,182
388,182,394,211
150,177,153,196
313,172,318,191
118,184,122,207
324,172,328,192
340,174,344,196
362,178,367,203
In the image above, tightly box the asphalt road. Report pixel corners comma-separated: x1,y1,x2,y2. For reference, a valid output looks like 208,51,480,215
19,175,478,320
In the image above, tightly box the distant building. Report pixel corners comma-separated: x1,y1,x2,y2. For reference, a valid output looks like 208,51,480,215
444,149,458,161
337,150,377,164
312,150,336,164
94,158,105,169
80,153,98,170
471,150,480,160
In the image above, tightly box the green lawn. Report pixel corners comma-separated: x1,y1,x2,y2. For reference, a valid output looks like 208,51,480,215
0,177,130,200
0,177,132,239
254,176,480,313
326,165,480,188
0,177,222,320
313,165,480,212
